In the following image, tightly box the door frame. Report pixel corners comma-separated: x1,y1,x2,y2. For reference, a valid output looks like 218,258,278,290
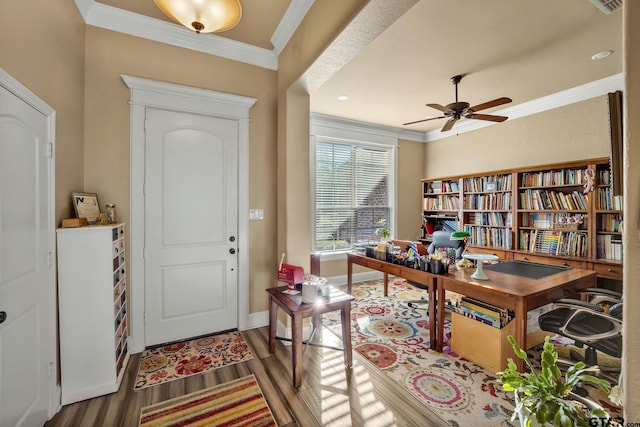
0,67,58,416
122,75,255,353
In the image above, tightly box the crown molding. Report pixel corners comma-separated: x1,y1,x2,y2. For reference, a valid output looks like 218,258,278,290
311,113,423,144
423,73,624,142
121,74,256,118
271,0,315,55
74,0,315,70
311,73,624,144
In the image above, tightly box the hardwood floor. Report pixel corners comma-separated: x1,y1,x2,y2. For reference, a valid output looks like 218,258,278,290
45,324,449,426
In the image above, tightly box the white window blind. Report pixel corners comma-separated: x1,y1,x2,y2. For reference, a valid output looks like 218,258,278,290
314,140,393,252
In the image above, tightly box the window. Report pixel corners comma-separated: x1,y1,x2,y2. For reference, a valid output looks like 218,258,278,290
313,139,395,253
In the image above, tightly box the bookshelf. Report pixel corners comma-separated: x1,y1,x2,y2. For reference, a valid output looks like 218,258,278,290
421,178,461,241
517,165,589,258
421,158,623,290
462,173,513,250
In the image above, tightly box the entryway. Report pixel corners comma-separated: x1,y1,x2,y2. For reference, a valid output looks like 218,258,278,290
122,75,255,352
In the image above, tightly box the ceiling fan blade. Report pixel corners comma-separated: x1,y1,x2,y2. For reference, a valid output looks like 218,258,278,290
467,113,508,122
467,97,512,113
441,118,457,132
402,116,446,126
426,103,453,113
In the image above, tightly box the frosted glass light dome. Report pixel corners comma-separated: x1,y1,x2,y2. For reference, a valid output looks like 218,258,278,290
154,0,242,34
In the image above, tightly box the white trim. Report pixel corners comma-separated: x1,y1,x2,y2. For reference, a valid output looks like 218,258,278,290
424,73,625,142
0,67,59,418
121,75,256,352
74,0,314,70
310,114,398,252
310,73,624,143
271,0,315,55
311,113,404,146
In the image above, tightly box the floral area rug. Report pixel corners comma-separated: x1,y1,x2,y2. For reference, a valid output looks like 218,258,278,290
323,280,622,427
134,331,254,390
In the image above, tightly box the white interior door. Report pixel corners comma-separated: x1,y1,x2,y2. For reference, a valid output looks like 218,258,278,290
0,85,52,426
144,108,238,346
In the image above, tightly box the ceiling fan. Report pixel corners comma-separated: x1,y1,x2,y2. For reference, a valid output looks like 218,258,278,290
403,75,512,132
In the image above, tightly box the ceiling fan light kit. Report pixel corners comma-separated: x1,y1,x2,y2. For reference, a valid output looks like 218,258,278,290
154,0,242,34
403,74,512,132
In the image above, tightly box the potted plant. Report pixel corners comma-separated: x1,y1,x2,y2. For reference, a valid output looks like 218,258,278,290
374,218,390,240
498,335,612,427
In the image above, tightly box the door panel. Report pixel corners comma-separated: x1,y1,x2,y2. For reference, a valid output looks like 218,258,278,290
144,108,238,346
0,85,50,427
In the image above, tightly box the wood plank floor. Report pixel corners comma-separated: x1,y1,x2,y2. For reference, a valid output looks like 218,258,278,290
45,322,449,427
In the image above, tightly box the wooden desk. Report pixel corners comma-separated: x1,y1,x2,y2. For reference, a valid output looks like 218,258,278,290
267,285,354,388
437,266,596,370
346,252,438,349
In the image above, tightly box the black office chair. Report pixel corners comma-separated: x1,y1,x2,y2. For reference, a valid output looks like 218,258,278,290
537,288,622,384
407,231,465,310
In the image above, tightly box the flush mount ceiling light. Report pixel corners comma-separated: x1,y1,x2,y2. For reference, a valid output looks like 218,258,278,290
154,0,242,34
591,50,613,60
337,95,349,101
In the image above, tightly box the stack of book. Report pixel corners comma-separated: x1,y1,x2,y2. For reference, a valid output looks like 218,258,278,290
453,296,514,329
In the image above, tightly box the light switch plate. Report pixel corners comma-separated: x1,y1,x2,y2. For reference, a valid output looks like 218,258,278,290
250,209,264,220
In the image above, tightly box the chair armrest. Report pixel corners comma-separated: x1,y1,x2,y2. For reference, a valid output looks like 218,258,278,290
580,288,623,306
559,309,623,344
553,298,604,312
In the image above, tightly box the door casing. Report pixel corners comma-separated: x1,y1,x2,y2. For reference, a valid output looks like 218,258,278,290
122,75,255,353
0,67,58,419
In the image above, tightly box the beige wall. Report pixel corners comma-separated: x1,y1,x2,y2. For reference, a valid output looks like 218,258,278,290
396,139,426,240
623,2,639,420
423,96,611,178
82,26,278,314
277,1,369,273
0,0,86,223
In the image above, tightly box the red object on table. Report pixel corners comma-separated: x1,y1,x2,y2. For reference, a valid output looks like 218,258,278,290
277,263,305,290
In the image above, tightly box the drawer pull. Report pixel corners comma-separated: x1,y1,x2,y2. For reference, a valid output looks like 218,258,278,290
608,268,613,272
562,262,568,266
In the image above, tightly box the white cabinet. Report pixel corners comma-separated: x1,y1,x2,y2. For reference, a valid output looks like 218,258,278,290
56,224,129,405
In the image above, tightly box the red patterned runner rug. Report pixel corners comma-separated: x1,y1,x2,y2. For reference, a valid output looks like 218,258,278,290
134,331,254,390
138,374,276,427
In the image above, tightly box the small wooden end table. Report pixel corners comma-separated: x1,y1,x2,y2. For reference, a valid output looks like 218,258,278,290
267,285,354,388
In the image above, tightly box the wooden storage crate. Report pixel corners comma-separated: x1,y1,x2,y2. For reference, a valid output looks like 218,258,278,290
451,311,553,373
451,312,516,373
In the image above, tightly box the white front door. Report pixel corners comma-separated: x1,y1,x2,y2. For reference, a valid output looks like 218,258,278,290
144,108,239,346
0,85,52,426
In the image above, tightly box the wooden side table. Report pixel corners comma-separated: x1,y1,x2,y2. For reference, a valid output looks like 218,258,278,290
267,285,354,388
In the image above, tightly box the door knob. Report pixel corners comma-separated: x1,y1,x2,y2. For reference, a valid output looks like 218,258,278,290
229,248,236,254
0,311,6,324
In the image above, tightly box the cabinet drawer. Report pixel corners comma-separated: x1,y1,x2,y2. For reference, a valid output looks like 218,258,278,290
513,253,585,269
469,247,509,261
365,259,400,276
591,262,623,279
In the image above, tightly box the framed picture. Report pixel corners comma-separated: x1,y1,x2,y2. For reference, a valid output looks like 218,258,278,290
72,192,101,224
483,181,498,192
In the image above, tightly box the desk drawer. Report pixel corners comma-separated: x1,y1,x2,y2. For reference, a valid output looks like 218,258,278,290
469,247,510,261
590,261,623,279
513,253,585,269
365,259,400,276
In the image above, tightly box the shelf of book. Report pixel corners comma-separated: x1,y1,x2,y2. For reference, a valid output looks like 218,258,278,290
420,158,622,286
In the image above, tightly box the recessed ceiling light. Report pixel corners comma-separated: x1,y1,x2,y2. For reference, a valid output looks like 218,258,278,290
337,95,349,101
591,50,613,60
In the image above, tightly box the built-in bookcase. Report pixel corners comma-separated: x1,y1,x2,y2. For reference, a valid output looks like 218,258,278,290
462,173,513,250
421,179,461,239
420,158,622,289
